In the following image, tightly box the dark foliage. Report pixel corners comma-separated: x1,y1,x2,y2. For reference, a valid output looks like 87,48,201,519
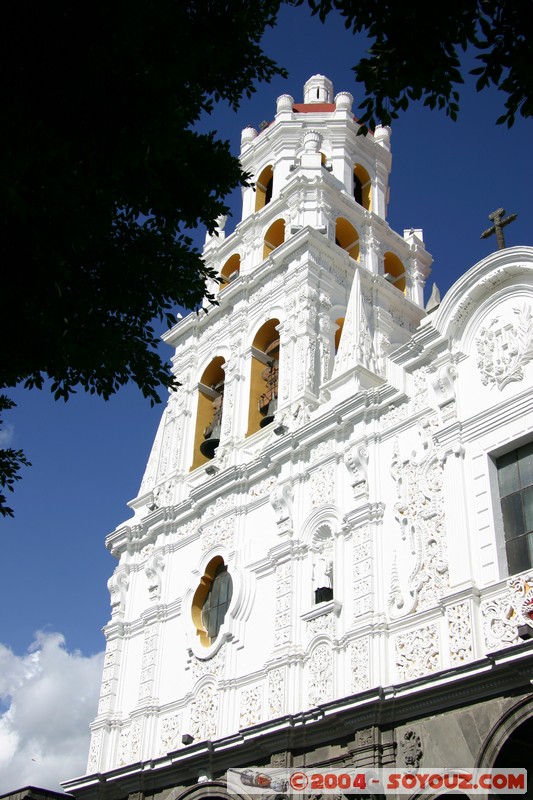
298,0,533,132
0,0,285,515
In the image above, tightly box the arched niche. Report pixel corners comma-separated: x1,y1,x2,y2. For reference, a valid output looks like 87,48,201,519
255,164,274,212
191,555,233,648
247,318,280,436
384,251,406,292
336,217,360,261
334,317,345,353
354,163,371,210
263,218,285,260
218,253,241,293
190,356,225,470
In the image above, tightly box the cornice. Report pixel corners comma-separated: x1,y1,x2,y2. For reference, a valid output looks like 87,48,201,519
64,642,533,800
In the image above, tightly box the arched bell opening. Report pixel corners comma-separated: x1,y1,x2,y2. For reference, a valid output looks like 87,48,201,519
334,317,345,354
335,217,360,262
255,165,274,212
191,556,233,647
384,251,406,293
247,319,280,437
354,163,371,210
190,357,225,470
218,253,241,293
263,219,285,260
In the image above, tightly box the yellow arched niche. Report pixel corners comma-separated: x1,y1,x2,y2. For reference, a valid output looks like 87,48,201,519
384,251,406,293
255,165,273,212
247,319,280,436
263,219,285,259
354,163,371,211
190,357,225,470
218,253,241,293
335,217,360,261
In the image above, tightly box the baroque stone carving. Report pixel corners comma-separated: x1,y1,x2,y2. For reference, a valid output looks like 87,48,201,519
350,638,370,693
307,611,335,636
400,730,423,768
395,624,439,681
506,572,533,632
481,594,520,651
239,684,263,729
344,444,369,499
353,525,373,618
476,304,533,390
308,643,333,707
446,601,474,665
87,728,103,773
188,642,226,677
201,515,235,551
268,668,284,717
108,568,129,617
310,463,335,507
270,482,294,533
160,713,181,755
190,683,218,741
145,550,165,601
388,418,449,618
274,562,293,646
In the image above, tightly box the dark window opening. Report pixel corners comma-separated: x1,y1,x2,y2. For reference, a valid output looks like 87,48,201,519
354,175,363,206
497,442,533,575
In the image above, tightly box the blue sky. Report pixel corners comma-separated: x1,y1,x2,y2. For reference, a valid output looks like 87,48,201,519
0,4,532,791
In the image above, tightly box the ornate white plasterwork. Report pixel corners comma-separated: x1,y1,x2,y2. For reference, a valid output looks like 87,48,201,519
98,637,120,716
308,643,333,707
200,515,235,551
268,668,284,717
274,561,293,646
189,683,218,741
202,493,236,521
270,482,294,533
108,568,129,617
138,625,158,703
160,712,181,755
188,643,226,680
307,611,335,637
395,623,440,681
344,444,369,499
145,549,165,601
476,304,533,390
507,572,533,631
249,475,277,498
239,684,263,728
353,525,372,618
310,463,335,507
446,601,474,665
350,638,370,692
388,417,449,618
481,594,520,651
87,728,103,774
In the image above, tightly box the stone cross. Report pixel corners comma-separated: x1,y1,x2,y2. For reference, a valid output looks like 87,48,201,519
480,207,518,250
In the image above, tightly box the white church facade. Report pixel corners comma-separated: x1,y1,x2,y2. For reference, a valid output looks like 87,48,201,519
65,76,533,800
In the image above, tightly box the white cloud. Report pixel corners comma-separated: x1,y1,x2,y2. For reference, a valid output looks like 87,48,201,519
0,632,103,793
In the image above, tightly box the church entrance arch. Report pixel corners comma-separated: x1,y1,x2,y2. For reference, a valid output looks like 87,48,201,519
476,696,533,800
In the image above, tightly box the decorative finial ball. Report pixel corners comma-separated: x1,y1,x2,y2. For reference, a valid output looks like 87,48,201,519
335,92,353,111
241,126,258,145
276,94,294,113
302,130,322,152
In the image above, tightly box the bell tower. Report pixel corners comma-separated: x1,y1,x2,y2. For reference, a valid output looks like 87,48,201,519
76,75,432,781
